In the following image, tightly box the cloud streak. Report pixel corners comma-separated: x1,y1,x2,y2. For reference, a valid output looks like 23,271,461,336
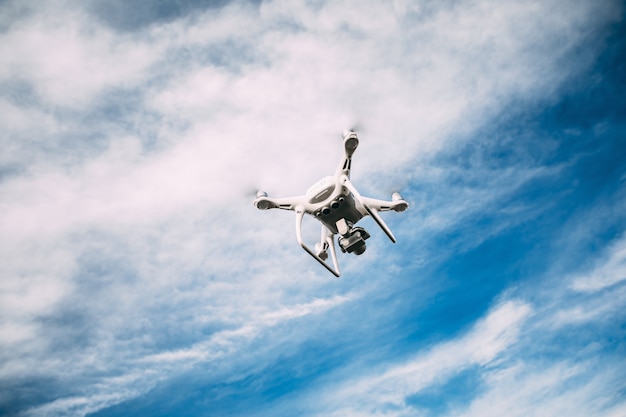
318,300,532,416
0,0,624,416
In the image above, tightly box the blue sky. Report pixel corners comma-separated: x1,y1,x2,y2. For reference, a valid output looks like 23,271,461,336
1,0,625,416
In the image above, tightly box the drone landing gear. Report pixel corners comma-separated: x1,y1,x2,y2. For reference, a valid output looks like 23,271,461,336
315,242,329,260
295,208,341,277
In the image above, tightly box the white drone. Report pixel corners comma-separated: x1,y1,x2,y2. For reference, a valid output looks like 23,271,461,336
253,129,409,277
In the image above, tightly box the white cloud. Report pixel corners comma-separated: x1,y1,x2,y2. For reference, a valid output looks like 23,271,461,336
456,359,625,417
571,235,626,292
317,300,531,415
13,294,353,417
0,0,623,415
20,387,149,417
0,2,162,108
141,294,352,365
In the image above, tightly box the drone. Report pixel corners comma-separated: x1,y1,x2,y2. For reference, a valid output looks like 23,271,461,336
253,129,409,277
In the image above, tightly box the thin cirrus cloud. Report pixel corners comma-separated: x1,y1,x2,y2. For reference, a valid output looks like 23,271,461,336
318,300,533,415
0,0,624,416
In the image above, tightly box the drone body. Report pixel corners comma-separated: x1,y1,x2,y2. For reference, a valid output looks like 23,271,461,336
254,130,409,277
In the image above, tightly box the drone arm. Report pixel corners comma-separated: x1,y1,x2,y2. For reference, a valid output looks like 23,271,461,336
335,155,352,178
254,194,308,211
295,207,341,277
334,130,359,178
342,177,397,243
361,195,409,213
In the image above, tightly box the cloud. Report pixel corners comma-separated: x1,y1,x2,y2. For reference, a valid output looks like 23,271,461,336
0,0,624,416
314,300,531,416
7,292,353,417
0,5,162,108
455,359,626,417
571,234,626,292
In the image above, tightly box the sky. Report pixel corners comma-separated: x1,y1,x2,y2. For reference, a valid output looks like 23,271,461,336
1,0,625,416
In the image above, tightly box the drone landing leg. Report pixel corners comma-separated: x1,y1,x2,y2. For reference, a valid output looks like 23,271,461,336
295,208,341,277
342,177,397,243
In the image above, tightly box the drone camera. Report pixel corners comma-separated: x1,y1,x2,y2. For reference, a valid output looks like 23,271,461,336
338,227,370,255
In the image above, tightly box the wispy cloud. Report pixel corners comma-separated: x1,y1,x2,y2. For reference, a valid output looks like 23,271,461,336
0,0,624,416
0,4,161,108
315,300,531,416
571,234,626,292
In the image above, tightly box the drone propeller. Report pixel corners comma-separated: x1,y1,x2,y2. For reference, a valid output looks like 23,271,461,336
341,118,365,135
244,185,260,197
349,121,364,133
244,185,269,205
